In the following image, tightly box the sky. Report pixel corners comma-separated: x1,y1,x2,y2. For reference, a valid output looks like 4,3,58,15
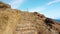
0,0,60,19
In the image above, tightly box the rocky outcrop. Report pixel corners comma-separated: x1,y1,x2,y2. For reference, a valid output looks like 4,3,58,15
0,2,60,34
0,2,11,8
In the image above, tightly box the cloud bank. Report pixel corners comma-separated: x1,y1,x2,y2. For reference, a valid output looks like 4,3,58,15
47,0,60,6
9,0,24,9
29,7,45,12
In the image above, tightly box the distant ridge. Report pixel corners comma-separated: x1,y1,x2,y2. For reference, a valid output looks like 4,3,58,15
55,19,60,22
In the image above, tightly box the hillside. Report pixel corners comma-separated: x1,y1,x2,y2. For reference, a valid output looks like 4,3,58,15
0,2,60,34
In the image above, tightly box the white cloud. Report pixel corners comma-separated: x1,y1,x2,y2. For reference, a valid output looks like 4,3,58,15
9,0,24,9
29,7,45,12
29,0,60,12
47,0,60,6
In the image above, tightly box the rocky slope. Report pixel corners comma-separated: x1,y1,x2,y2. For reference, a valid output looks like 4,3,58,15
0,2,60,34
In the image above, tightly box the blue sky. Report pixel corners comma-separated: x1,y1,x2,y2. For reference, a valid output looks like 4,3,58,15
0,0,60,19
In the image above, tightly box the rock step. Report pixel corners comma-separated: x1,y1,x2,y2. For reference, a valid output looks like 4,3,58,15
14,22,37,34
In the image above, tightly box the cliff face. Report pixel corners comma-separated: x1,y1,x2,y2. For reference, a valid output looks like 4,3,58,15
0,2,60,34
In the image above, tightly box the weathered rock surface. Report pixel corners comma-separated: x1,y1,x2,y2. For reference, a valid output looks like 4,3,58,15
0,2,60,34
0,2,11,8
